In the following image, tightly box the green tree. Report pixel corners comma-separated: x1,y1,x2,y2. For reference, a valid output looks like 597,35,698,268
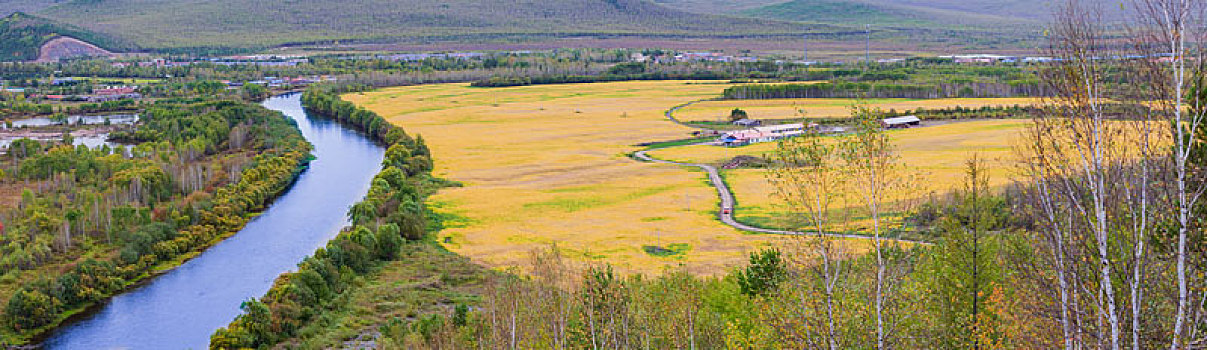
5,288,57,331
735,248,787,297
921,156,1003,349
241,83,268,101
729,108,749,122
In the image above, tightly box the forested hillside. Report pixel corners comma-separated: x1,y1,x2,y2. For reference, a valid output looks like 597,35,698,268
13,0,1082,54
648,0,785,13
658,0,1077,23
741,0,1037,29
0,12,128,62
659,0,1122,30
0,1,61,16
32,0,806,51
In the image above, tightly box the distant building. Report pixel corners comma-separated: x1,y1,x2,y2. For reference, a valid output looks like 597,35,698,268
720,123,808,146
943,54,1018,64
86,94,140,102
676,52,735,62
882,116,922,129
732,118,761,127
95,86,138,96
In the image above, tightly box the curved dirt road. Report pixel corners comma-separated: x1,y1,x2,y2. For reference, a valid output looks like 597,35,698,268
633,150,917,242
636,100,926,244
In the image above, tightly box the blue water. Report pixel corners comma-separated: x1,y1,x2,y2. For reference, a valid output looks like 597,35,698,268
42,94,385,349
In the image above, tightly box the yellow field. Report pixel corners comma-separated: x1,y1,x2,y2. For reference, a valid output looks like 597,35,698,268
647,119,1030,229
346,81,874,275
676,97,1040,121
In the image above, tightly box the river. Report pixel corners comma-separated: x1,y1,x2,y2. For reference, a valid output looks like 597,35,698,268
41,94,385,349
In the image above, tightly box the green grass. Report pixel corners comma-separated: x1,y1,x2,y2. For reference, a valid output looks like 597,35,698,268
642,243,692,257
744,0,933,26
63,77,162,84
276,241,497,348
638,136,718,150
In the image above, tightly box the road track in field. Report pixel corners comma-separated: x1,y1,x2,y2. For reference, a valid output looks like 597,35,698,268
634,99,928,244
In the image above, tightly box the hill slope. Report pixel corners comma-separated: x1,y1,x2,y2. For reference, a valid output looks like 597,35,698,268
0,0,62,16
664,0,1127,26
34,0,812,50
0,12,128,61
648,0,786,13
740,0,1040,30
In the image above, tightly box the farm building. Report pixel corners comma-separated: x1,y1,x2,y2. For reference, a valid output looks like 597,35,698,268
732,118,761,127
720,123,808,146
883,116,922,129
94,86,138,96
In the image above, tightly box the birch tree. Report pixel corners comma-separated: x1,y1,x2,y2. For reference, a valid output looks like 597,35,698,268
839,106,913,349
1024,1,1197,348
1129,1,1207,348
767,126,848,350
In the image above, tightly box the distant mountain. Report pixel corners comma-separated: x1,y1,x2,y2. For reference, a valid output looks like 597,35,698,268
31,0,812,51
12,0,1086,55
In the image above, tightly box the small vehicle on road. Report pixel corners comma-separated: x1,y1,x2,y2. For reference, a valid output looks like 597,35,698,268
722,207,732,215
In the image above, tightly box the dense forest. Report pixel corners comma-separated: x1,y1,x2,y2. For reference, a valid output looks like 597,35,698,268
0,98,311,343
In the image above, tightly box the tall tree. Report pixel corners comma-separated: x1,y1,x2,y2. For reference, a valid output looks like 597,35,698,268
1129,1,1207,348
767,127,847,350
924,156,1002,349
839,106,912,349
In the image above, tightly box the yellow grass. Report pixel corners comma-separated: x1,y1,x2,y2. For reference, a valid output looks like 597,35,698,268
648,119,1031,229
676,97,1041,121
346,81,873,276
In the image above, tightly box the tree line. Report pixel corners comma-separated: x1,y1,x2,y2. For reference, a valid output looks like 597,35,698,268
722,81,1046,100
209,87,438,348
1,99,311,343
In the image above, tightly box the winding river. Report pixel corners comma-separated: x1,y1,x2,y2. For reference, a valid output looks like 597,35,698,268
42,94,385,349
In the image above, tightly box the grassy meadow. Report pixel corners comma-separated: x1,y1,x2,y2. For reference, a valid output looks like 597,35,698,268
647,119,1031,230
346,81,1041,275
345,81,878,275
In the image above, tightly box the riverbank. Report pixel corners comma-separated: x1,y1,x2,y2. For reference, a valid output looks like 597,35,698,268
1,98,315,347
